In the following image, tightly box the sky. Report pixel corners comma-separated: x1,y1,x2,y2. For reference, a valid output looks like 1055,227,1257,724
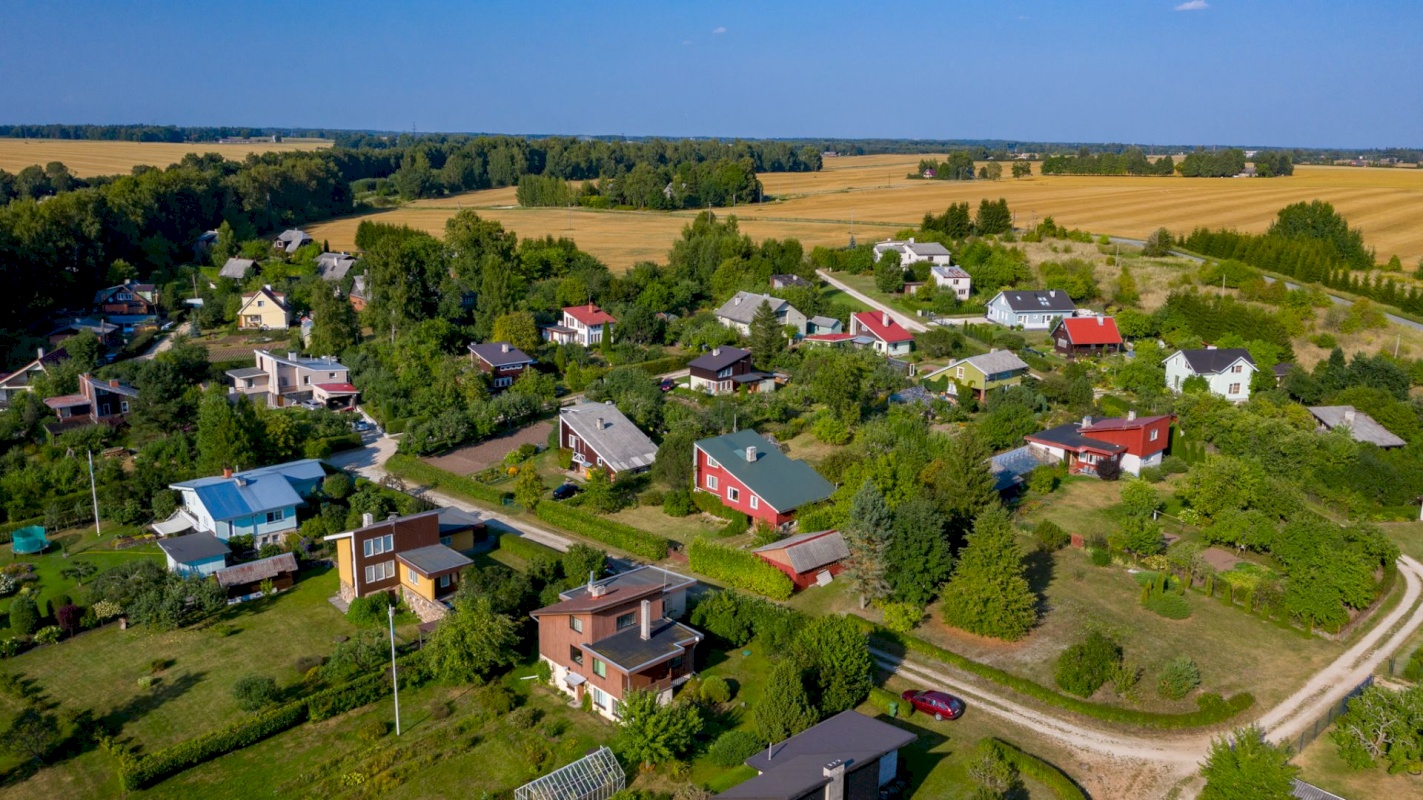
1,0,1419,148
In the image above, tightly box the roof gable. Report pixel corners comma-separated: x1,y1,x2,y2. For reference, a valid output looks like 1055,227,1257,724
754,530,849,573
560,402,657,473
694,430,833,512
688,346,752,372
716,292,790,325
563,303,617,326
993,290,1077,313
1058,316,1122,345
1172,348,1256,375
468,341,534,367
851,311,914,343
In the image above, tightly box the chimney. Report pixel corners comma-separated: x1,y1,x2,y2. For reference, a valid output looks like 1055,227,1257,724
222,467,233,479
362,512,374,527
1206,344,1217,350
1082,415,1092,428
1049,290,1057,297
288,351,298,361
1344,408,1357,424
822,760,847,800
734,295,742,305
1127,409,1137,422
712,347,721,357
589,582,607,598
501,343,510,353
596,417,604,429
881,311,890,327
109,379,119,388
745,445,757,462
36,347,44,359
1097,316,1104,326
908,237,915,243
640,599,652,641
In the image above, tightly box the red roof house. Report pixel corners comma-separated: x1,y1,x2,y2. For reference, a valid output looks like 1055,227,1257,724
1051,316,1123,358
1024,412,1175,477
849,311,914,356
543,303,617,347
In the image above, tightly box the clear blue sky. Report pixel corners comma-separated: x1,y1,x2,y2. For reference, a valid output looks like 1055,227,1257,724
2,0,1418,148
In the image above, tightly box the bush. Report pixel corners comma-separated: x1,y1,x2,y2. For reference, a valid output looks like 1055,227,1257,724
292,655,323,675
356,717,388,742
118,701,308,789
1054,632,1122,698
8,596,38,636
707,729,762,767
869,686,913,719
232,675,279,711
1034,520,1070,552
698,675,731,705
1157,656,1201,700
1089,548,1112,567
533,502,669,560
33,626,61,645
1144,591,1192,620
880,602,924,634
346,592,397,626
687,539,794,600
692,491,750,536
980,739,1087,800
663,490,695,517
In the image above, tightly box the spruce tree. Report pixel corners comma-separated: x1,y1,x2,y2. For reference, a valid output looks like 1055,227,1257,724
747,299,787,371
754,660,818,743
939,506,1037,640
842,481,892,608
926,430,999,534
884,497,953,606
196,384,259,475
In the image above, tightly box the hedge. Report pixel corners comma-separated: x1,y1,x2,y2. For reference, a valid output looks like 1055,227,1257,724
0,515,44,543
869,686,912,719
386,454,510,506
119,701,308,789
687,539,793,600
497,532,562,563
534,502,668,561
692,491,751,537
854,619,1254,729
633,353,694,376
981,739,1087,800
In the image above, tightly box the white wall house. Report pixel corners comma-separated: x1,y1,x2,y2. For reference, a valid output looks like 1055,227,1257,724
931,265,972,300
985,290,1078,330
1163,347,1257,402
714,292,807,336
872,238,952,266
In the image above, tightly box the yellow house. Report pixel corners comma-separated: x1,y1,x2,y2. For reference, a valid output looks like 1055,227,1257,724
238,286,290,331
324,509,482,622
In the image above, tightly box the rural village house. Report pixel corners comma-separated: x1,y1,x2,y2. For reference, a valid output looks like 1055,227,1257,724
164,458,326,547
542,303,616,347
848,311,914,356
806,315,843,335
560,401,658,479
693,429,834,526
349,275,369,311
985,290,1078,329
872,237,953,266
715,710,915,800
1025,412,1175,477
1163,347,1256,402
219,257,259,281
47,318,120,348
273,228,313,254
687,346,774,395
770,273,812,290
931,265,972,299
532,572,703,720
753,529,849,590
315,252,357,282
237,286,290,331
324,509,478,622
925,350,1031,401
1308,405,1406,449
468,341,536,390
43,373,138,429
715,291,807,336
0,347,68,407
1051,315,1123,358
157,532,231,577
93,281,159,321
227,349,358,410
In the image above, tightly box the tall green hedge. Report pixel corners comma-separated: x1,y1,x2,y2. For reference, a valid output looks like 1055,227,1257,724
633,353,694,376
497,532,562,563
853,618,1253,729
687,539,793,600
981,739,1087,800
533,502,668,561
386,454,510,506
118,702,308,789
692,491,750,536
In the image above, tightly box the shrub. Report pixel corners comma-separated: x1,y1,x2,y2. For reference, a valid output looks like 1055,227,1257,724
356,717,388,742
8,596,38,636
1157,656,1201,700
981,739,1087,800
1144,591,1192,620
56,604,83,635
92,599,122,620
812,413,852,445
507,705,541,730
691,491,750,536
698,675,731,705
346,592,397,627
640,489,665,507
533,502,669,560
707,729,762,767
1054,632,1122,698
232,675,279,711
33,626,61,645
118,701,308,789
293,655,324,675
687,539,793,600
880,602,925,634
1034,520,1070,552
1089,548,1112,567
869,686,913,719
533,659,552,685
663,490,695,517
497,532,561,563
385,454,511,506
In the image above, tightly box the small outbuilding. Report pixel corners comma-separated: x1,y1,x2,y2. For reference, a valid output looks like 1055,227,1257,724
753,530,849,590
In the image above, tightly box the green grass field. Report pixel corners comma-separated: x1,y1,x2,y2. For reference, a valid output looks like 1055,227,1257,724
0,524,161,636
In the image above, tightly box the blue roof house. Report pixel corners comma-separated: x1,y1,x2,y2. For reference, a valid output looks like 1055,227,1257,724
170,459,325,547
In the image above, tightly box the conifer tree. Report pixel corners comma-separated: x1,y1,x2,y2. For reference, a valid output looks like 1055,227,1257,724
747,299,787,371
939,506,1037,640
754,660,818,743
842,481,892,608
196,384,259,475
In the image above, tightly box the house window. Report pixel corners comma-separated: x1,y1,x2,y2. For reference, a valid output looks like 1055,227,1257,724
705,475,718,490
440,535,452,546
1228,383,1241,394
1149,429,1159,442
363,534,394,557
956,367,965,379
727,487,740,502
1232,365,1243,373
568,434,578,448
749,496,759,510
439,574,452,589
570,645,583,665
363,560,394,583
591,686,608,708
616,612,636,630
407,569,420,586
706,456,719,469
592,659,607,678
303,376,310,385
120,401,129,413
265,509,284,524
669,655,684,670
570,616,583,633
257,300,265,307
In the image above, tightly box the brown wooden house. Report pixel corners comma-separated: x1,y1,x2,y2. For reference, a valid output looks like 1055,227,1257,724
1050,316,1123,358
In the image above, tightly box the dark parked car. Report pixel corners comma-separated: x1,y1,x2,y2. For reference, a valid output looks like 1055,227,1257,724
552,483,580,501
659,378,677,392
900,689,964,721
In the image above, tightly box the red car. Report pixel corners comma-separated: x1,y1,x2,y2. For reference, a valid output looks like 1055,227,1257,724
900,689,965,721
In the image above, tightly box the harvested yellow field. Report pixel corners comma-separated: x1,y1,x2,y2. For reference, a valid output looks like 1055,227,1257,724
307,154,1423,271
0,138,331,177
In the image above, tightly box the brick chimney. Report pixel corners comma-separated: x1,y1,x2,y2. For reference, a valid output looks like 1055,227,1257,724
640,599,652,641
109,379,119,388
288,351,298,361
223,467,233,479
362,512,374,527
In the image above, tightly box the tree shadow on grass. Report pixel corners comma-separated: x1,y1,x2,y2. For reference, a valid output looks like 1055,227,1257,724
97,670,207,752
1022,548,1055,619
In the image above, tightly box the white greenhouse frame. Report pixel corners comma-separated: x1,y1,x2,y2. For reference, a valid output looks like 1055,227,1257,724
514,746,626,800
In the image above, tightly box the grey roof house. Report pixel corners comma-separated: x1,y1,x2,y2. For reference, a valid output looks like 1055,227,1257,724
715,710,916,800
1308,406,1407,449
985,290,1078,329
315,252,357,281
219,257,258,280
274,229,313,254
559,400,658,478
715,291,808,336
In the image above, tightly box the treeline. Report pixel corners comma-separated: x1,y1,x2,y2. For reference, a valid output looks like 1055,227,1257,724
921,199,1013,237
515,157,762,210
1177,148,1247,177
1040,148,1175,176
0,124,331,142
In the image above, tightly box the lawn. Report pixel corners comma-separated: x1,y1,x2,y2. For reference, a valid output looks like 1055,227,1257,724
0,568,364,793
1294,727,1423,799
1380,521,1423,564
0,523,162,636
602,504,726,548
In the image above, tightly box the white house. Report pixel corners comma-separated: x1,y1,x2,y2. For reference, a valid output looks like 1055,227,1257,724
714,292,807,336
848,311,914,356
872,238,952,266
542,304,616,347
985,290,1078,329
1163,347,1257,402
931,265,972,300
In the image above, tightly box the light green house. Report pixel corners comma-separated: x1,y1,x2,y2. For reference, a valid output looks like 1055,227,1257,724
924,350,1031,401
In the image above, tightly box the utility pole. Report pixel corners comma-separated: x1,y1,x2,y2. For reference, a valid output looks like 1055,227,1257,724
388,604,402,735
87,450,101,537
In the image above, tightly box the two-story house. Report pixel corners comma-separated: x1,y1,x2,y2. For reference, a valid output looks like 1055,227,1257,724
324,509,475,622
273,229,313,255
693,429,834,527
167,459,325,547
1163,347,1256,402
687,346,774,395
848,312,914,356
985,290,1078,330
226,350,358,410
931,265,973,300
542,304,616,347
924,350,1031,402
92,282,159,329
1051,316,1123,358
714,292,808,336
1025,412,1175,477
237,286,291,331
43,373,138,429
468,342,536,391
0,347,68,407
560,401,658,480
532,576,702,720
873,237,953,266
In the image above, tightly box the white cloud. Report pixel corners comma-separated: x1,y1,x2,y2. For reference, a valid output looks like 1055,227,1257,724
1174,0,1209,10
712,26,727,34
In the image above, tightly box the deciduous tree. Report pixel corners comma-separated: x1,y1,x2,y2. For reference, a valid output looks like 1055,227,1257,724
1200,726,1298,800
424,595,520,684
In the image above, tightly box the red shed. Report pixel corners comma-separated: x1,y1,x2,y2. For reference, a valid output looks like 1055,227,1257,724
753,530,849,590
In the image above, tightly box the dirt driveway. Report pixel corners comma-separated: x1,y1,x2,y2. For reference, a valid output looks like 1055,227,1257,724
422,420,553,475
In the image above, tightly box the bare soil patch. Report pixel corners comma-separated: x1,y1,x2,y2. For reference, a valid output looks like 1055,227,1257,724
421,420,553,475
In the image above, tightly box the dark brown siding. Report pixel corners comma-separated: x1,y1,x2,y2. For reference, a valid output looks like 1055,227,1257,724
560,418,615,477
351,514,440,596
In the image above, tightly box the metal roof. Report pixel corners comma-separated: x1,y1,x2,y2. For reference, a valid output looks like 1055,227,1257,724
951,350,1031,377
754,530,849,574
1309,406,1407,448
397,544,474,576
719,711,917,800
226,367,268,380
560,401,658,474
532,584,663,617
688,346,752,372
157,532,231,564
214,552,298,587
559,565,696,602
219,258,257,279
715,292,791,325
171,459,323,521
581,619,701,672
468,341,535,367
1026,423,1125,454
436,506,485,534
694,430,833,513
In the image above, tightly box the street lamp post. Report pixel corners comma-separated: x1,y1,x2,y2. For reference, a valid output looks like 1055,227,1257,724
388,604,401,735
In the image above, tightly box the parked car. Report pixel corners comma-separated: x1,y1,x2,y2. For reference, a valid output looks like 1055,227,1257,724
552,483,580,501
350,419,372,433
900,689,964,721
659,378,677,392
